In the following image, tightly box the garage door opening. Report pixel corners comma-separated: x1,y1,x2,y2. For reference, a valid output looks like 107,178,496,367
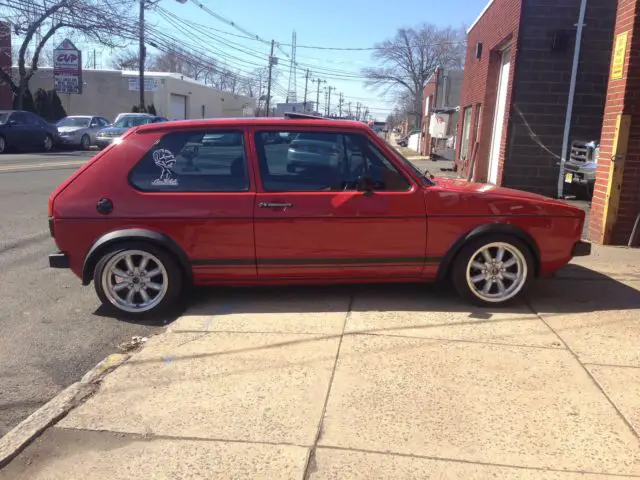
170,94,187,120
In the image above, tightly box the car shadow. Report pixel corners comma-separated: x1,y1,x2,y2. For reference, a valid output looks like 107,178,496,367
95,264,640,326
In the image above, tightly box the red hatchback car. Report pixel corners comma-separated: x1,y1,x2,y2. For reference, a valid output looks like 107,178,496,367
48,116,590,317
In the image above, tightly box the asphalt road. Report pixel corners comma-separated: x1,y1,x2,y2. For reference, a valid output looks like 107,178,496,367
0,151,164,437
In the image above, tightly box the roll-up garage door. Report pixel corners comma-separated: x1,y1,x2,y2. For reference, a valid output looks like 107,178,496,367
170,94,187,120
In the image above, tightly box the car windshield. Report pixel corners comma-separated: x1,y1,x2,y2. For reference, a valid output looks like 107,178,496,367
57,117,91,127
113,116,153,128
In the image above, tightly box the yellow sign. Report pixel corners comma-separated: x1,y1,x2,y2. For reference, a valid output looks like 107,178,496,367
611,31,629,80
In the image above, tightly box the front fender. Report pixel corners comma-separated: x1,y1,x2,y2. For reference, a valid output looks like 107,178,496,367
436,223,541,281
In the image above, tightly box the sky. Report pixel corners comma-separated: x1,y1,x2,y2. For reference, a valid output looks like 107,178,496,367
103,0,490,120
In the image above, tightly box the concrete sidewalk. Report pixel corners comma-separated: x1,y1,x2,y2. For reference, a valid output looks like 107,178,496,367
2,245,640,479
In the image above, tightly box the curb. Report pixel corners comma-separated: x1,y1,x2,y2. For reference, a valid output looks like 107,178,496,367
0,353,130,469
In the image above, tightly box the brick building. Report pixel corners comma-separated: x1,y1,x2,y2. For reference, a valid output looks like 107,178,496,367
455,0,616,198
590,0,640,246
420,68,463,159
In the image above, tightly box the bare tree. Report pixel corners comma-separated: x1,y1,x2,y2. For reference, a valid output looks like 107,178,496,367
111,48,147,70
0,0,138,108
362,24,465,126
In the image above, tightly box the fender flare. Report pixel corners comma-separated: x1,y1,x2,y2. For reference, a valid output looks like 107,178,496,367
436,223,541,281
82,228,192,285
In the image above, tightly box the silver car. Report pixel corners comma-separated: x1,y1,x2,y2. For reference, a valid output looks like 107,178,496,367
56,115,111,150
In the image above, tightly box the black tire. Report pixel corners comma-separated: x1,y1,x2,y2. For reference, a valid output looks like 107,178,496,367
451,234,534,307
0,135,6,154
81,134,91,150
93,242,184,318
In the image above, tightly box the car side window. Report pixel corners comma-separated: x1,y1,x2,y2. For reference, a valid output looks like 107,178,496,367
23,112,40,126
254,130,410,192
129,130,249,192
99,118,110,126
10,112,25,124
90,118,98,127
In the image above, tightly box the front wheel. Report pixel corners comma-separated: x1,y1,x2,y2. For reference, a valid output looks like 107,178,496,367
93,243,183,318
451,235,534,306
81,134,91,150
43,134,53,152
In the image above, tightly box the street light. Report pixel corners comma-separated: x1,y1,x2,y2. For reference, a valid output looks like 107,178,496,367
139,0,188,111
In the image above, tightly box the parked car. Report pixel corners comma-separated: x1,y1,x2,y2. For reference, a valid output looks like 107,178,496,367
56,115,111,150
286,132,342,172
48,117,590,318
95,115,167,149
113,112,153,124
563,140,598,199
0,110,59,153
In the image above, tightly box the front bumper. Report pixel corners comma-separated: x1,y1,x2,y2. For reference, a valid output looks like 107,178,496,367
49,252,70,268
572,240,592,257
58,136,81,145
95,137,116,147
563,163,595,185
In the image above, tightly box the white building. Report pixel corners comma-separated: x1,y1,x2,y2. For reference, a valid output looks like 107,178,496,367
275,102,314,117
16,68,256,122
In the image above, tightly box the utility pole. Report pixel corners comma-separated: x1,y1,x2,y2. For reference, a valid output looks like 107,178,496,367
139,0,146,110
93,49,97,69
338,93,344,118
347,101,352,119
303,69,310,111
265,40,276,117
326,86,335,117
314,78,325,115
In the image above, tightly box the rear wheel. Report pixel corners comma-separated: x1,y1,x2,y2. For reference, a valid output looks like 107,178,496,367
451,235,533,306
0,136,5,154
93,243,183,318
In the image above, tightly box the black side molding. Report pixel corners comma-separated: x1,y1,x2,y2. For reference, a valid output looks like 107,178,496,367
572,240,592,257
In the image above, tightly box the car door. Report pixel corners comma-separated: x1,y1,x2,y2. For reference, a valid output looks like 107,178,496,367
252,127,428,279
128,128,257,282
6,112,29,147
23,112,46,148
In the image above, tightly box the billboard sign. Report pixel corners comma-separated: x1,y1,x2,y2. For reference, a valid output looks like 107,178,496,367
127,77,160,92
53,39,82,94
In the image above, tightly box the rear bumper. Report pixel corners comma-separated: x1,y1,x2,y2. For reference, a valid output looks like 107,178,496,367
572,240,592,257
49,252,70,268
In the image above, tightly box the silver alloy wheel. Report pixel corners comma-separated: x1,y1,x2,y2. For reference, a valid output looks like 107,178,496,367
81,135,90,150
465,242,527,303
101,250,169,313
0,136,5,153
44,135,53,151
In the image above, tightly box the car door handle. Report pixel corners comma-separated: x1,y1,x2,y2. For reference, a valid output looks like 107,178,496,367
258,202,293,209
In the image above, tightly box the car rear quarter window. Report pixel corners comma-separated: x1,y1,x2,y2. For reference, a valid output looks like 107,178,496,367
129,130,249,192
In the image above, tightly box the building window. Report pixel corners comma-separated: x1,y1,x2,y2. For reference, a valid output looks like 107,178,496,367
460,107,473,161
129,131,248,192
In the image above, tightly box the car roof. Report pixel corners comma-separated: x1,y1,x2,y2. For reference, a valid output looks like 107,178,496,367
135,117,370,133
65,115,93,118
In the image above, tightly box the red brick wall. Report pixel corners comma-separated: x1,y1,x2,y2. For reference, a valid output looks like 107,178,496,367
0,22,12,109
420,72,439,156
590,0,640,245
456,0,522,183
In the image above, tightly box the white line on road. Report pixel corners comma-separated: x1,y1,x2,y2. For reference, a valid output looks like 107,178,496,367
0,160,87,173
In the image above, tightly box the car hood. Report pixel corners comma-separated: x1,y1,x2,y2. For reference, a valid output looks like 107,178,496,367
428,177,585,218
57,126,86,133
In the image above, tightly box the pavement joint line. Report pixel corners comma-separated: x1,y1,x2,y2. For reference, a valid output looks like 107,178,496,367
303,295,353,480
54,426,312,449
0,353,131,469
316,445,640,478
524,299,640,440
352,331,568,351
583,362,640,370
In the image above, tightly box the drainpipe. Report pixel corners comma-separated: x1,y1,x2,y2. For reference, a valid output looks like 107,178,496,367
557,0,588,198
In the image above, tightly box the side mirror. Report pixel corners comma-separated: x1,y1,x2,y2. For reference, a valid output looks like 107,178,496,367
6,119,17,127
356,174,375,196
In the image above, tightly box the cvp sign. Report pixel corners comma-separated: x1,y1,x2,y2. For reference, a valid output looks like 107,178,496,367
53,39,82,94
56,53,79,64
